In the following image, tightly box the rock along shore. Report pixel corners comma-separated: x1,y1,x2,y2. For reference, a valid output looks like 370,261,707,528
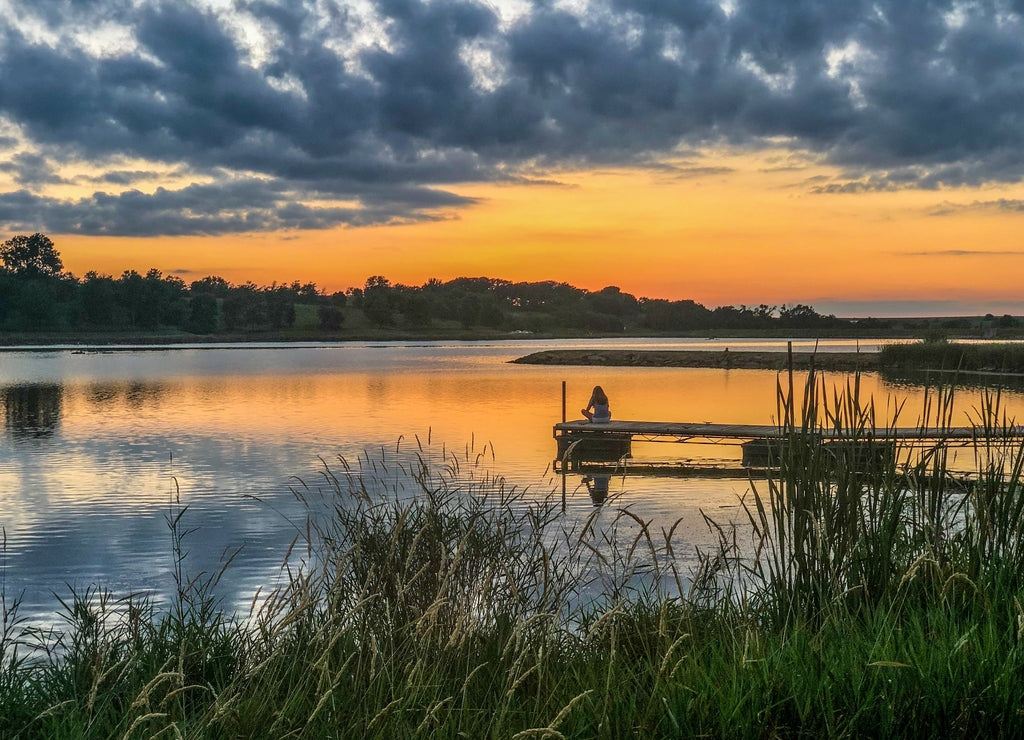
511,349,879,371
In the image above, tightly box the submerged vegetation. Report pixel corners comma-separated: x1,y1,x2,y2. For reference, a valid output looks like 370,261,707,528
4,376,1024,737
518,341,1024,380
880,340,1024,375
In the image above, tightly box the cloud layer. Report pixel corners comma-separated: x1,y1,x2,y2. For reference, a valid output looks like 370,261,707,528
1,0,1023,236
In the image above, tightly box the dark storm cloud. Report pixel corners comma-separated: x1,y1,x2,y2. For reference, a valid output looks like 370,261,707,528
0,152,68,185
0,177,476,235
1,0,1024,236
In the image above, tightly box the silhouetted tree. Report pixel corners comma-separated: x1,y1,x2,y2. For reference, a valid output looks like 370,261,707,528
292,281,320,302
585,286,640,317
0,275,12,325
7,280,59,330
755,304,775,318
318,304,344,330
400,290,433,328
709,305,747,330
190,276,232,297
115,270,146,328
506,280,584,311
79,272,120,326
1,233,63,278
574,310,624,332
222,283,268,332
112,268,186,329
779,303,833,328
363,276,395,327
477,295,506,328
458,293,481,328
642,299,712,331
145,269,187,327
265,284,297,329
187,293,220,334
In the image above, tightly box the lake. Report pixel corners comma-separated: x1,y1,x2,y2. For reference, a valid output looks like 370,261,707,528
2,337,1022,626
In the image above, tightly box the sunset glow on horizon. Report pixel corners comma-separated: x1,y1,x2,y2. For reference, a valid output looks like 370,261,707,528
3,0,1024,317
54,153,1024,317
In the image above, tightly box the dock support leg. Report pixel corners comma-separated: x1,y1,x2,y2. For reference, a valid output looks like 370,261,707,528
561,380,566,424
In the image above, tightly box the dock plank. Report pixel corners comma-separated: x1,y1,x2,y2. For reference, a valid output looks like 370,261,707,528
554,420,1023,441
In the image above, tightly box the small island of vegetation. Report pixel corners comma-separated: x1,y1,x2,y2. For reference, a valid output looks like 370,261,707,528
514,343,1024,376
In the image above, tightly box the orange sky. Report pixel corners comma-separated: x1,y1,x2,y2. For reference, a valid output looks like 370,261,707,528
55,151,1024,317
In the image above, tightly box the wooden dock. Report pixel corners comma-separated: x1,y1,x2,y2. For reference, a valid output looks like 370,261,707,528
553,419,1024,471
554,419,1017,443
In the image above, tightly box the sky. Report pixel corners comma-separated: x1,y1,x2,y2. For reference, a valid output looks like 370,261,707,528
1,0,1024,317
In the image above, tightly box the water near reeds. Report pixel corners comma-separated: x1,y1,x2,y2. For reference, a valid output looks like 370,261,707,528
3,338,1024,628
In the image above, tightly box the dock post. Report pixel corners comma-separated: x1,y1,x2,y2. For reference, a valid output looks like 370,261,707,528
787,341,794,428
561,380,567,512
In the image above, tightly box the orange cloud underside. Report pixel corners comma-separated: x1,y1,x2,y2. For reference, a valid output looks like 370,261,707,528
56,151,1024,307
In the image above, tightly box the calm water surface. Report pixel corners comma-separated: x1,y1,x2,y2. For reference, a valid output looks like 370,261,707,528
2,338,1021,625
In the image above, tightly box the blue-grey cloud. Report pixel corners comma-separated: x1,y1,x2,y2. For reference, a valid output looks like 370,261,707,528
0,178,478,235
84,169,180,185
0,152,69,185
902,248,1024,256
1,0,1024,236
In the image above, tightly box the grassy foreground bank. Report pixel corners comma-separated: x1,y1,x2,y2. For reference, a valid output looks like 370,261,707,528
4,379,1024,738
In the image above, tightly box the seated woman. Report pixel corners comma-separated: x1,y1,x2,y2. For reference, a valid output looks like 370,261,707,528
582,385,611,423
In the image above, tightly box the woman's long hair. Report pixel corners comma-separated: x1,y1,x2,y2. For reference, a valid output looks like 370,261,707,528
591,385,608,405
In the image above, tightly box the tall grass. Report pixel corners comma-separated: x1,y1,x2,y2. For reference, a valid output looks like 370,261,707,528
3,377,1024,737
880,340,1024,374
742,369,1024,625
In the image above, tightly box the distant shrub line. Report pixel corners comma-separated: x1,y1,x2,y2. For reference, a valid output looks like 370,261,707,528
12,232,1017,338
880,340,1024,374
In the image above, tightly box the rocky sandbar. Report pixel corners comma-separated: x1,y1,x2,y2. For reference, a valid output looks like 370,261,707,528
512,349,878,371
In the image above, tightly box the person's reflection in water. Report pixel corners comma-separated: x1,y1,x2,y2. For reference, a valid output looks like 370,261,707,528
3,383,63,440
583,473,611,506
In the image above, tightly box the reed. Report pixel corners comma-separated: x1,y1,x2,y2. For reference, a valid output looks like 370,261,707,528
3,375,1024,737
741,369,1024,626
879,340,1024,374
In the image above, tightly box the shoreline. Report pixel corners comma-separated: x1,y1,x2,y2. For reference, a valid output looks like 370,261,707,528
0,327,998,349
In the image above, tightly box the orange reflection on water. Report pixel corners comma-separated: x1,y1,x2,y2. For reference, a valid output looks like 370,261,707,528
5,349,1024,631
6,360,1024,514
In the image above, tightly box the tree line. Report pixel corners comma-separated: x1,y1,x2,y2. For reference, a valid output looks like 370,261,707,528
0,232,896,336
0,234,342,334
